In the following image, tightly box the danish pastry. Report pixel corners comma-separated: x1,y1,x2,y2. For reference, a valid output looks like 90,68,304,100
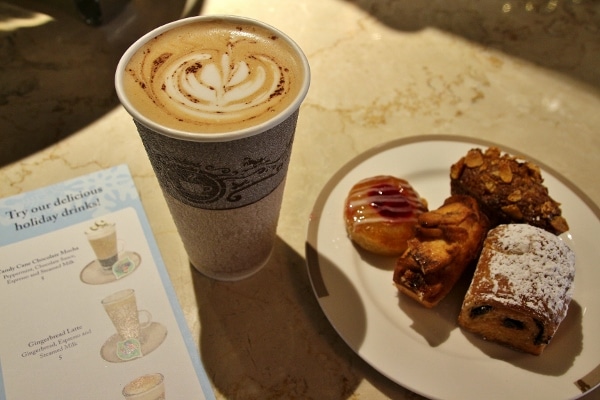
393,195,489,308
344,175,428,256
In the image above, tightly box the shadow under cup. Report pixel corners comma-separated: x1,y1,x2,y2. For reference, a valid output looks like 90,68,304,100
115,16,310,280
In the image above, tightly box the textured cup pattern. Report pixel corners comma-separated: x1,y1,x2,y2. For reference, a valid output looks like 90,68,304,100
136,110,298,211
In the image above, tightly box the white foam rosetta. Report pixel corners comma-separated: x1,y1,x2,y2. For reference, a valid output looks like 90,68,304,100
160,45,284,123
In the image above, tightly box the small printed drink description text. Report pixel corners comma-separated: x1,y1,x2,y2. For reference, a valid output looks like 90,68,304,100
1,246,80,286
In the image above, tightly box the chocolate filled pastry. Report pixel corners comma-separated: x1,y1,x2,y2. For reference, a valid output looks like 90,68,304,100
344,175,428,256
393,195,489,308
458,224,575,355
450,147,569,235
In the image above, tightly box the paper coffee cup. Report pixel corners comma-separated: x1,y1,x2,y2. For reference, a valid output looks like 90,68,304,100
115,15,310,280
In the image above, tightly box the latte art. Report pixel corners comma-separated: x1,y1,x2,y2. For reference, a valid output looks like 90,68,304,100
122,19,304,134
161,45,285,122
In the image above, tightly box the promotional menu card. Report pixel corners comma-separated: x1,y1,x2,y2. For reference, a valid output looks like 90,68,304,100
0,165,215,400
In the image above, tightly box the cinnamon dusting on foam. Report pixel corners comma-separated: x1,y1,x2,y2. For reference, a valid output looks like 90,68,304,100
122,19,303,133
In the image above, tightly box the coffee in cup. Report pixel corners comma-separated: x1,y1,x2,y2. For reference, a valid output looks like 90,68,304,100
120,17,304,134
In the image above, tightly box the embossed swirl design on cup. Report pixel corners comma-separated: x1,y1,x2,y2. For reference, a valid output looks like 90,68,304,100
123,20,302,133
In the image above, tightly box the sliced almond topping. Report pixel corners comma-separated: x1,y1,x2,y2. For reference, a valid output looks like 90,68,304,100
450,160,464,179
507,190,522,202
501,204,523,219
498,162,513,183
465,150,484,168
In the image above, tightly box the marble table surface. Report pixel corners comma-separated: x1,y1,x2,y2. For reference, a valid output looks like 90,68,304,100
1,0,599,399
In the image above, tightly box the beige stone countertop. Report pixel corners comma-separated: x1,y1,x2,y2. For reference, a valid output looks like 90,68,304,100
1,0,599,399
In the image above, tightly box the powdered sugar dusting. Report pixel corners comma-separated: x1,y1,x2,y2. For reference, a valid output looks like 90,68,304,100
481,224,575,322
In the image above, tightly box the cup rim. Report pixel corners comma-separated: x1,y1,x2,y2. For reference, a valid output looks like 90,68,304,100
115,15,311,143
122,373,164,396
101,288,135,305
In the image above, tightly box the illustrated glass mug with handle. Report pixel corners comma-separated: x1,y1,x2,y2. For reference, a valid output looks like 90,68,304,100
102,288,151,360
85,220,120,270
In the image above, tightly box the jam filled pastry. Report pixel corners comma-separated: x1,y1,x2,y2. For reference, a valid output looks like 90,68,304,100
344,175,428,256
450,147,569,235
393,195,489,308
458,224,575,355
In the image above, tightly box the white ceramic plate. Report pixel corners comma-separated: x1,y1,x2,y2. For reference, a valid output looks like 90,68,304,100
306,136,600,400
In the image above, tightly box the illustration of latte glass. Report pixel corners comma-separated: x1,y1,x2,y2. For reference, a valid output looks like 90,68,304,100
102,289,151,360
115,15,310,280
85,220,118,270
122,373,165,400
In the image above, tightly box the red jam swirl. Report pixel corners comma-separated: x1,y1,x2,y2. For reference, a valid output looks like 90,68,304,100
345,176,427,225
